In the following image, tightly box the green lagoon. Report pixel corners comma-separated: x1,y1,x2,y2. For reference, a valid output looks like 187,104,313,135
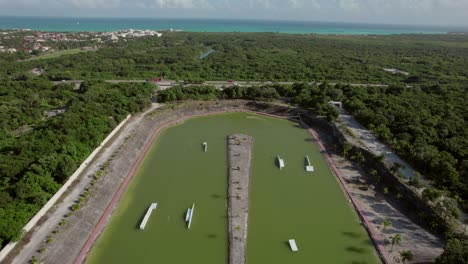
86,112,379,264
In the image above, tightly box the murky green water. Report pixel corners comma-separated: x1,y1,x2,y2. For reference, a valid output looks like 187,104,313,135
86,112,378,264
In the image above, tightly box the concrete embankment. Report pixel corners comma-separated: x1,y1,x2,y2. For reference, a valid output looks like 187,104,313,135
227,134,252,264
9,100,441,264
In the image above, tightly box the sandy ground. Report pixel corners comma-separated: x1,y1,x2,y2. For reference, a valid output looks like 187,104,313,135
330,153,443,263
8,103,162,264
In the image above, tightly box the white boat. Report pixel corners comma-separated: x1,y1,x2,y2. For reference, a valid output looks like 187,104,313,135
277,156,285,170
305,156,314,172
288,239,299,252
203,142,208,152
139,203,157,230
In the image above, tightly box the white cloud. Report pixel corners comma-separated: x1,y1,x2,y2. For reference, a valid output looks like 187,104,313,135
288,0,299,8
0,0,467,25
152,0,193,8
256,0,272,9
338,0,360,12
69,0,121,8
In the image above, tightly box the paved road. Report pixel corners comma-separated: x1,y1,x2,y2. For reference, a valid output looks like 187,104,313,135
339,110,417,180
53,80,390,89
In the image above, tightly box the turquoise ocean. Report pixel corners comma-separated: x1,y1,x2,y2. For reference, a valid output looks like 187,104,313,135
0,16,467,35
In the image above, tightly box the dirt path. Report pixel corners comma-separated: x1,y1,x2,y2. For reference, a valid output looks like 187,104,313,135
227,134,253,264
339,111,417,180
9,103,162,264
329,112,444,263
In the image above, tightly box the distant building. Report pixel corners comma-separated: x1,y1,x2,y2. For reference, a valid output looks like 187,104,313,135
109,34,119,42
329,101,343,109
24,36,35,42
383,68,410,76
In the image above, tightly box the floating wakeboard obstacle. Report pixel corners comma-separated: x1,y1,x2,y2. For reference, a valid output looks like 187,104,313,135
186,204,195,229
288,239,299,252
203,142,208,152
305,156,314,172
139,203,157,230
277,156,285,170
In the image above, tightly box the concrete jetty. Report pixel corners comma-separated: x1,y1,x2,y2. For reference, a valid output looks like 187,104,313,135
228,134,252,264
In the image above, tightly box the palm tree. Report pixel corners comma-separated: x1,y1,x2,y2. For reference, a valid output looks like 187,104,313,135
382,219,392,230
399,250,414,263
389,234,401,251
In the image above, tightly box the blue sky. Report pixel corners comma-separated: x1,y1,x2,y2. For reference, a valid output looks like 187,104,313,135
0,0,467,26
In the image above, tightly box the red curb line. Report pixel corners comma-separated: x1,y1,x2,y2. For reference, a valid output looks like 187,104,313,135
74,110,389,264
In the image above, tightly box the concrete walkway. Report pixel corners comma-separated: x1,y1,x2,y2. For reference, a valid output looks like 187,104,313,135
227,134,253,264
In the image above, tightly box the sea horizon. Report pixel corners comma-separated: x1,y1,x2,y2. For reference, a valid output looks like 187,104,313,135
1,15,468,35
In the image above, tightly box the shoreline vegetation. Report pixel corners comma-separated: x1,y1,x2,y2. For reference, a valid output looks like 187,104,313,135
0,31,467,262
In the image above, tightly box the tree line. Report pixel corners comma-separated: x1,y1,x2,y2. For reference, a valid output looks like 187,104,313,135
1,32,467,85
158,83,339,121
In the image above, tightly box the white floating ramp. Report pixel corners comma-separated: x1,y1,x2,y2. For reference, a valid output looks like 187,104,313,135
139,203,157,230
288,239,299,252
185,208,192,222
186,204,195,229
305,156,314,172
277,156,285,170
203,142,208,152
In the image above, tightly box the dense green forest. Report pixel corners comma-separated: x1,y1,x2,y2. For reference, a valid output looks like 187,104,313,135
341,84,468,208
0,32,467,258
2,32,468,85
0,79,153,246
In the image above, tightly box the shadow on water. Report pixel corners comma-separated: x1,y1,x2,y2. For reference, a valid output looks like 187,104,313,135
283,241,291,250
201,143,205,152
219,214,227,219
304,138,316,142
346,246,366,254
342,231,362,239
206,234,218,239
351,261,368,264
211,194,222,199
135,210,146,230
362,239,374,246
273,157,280,169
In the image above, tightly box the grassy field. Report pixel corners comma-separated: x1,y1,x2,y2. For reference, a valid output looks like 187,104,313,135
86,112,379,264
24,49,90,61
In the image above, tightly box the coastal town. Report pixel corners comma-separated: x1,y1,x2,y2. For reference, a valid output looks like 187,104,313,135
0,28,165,54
